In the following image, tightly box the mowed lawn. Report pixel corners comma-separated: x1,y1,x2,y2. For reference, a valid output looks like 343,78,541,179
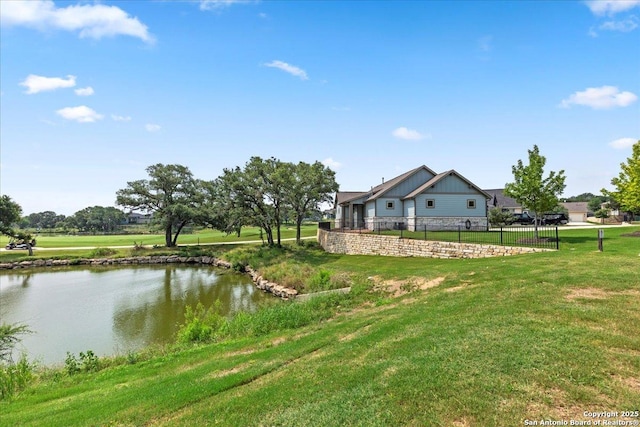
1,226,639,426
0,224,318,249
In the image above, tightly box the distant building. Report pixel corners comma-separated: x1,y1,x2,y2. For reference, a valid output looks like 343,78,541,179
560,202,591,223
126,212,153,224
484,189,524,213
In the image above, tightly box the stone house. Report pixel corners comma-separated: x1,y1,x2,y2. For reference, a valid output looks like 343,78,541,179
335,165,490,231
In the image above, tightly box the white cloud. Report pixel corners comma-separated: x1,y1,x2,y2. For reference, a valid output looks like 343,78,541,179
74,86,94,96
111,114,132,122
559,86,638,109
609,137,637,149
56,105,103,123
0,0,154,43
599,16,639,32
199,0,253,11
145,123,161,132
585,0,640,16
322,157,342,170
20,74,76,94
392,127,429,141
264,60,309,80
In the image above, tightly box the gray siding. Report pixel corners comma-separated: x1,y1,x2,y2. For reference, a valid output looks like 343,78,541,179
405,199,415,217
383,169,435,197
366,201,376,218
430,174,477,194
376,198,403,217
414,194,487,217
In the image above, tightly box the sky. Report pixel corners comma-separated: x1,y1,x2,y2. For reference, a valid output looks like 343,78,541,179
1,0,639,216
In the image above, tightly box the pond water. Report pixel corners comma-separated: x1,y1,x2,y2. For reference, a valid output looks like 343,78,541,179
0,266,273,365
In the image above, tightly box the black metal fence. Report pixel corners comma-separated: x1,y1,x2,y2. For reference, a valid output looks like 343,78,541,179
327,221,559,250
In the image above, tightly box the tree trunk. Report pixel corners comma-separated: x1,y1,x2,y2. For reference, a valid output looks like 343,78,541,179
165,225,173,247
172,221,188,246
296,216,303,245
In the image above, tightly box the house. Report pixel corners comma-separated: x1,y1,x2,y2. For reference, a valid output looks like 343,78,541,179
484,189,525,213
560,202,590,223
335,165,491,231
126,212,153,224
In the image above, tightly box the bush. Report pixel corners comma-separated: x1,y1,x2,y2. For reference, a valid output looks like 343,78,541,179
65,350,101,374
88,247,117,258
177,302,225,343
0,354,34,400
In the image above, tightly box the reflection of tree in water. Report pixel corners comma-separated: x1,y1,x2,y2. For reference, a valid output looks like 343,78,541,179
112,267,265,348
0,272,35,317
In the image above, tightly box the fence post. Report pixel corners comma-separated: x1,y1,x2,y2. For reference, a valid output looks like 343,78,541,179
424,224,427,241
458,226,461,243
500,227,503,245
556,227,559,250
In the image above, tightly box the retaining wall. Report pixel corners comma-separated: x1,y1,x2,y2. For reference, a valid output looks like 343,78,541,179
317,229,551,259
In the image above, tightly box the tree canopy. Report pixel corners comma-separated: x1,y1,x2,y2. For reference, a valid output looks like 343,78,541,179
116,164,202,247
504,145,566,227
0,195,22,238
603,140,640,216
0,196,35,255
203,157,338,246
282,161,338,244
67,206,126,233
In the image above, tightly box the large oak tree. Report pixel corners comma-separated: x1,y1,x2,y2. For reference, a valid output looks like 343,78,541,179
116,164,202,247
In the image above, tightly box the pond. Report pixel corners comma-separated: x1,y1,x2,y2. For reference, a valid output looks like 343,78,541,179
0,266,273,365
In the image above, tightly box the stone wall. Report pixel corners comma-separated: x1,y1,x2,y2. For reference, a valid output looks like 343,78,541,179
0,255,298,300
317,229,552,259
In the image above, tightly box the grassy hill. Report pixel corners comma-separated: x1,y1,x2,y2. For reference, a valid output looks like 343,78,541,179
1,226,639,426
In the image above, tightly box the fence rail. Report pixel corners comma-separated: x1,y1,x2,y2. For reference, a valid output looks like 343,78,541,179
326,221,559,250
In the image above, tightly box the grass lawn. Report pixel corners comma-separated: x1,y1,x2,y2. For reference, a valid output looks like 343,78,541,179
0,224,318,249
1,226,639,426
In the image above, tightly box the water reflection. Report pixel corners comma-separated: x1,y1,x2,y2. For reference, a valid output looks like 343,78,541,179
0,266,271,365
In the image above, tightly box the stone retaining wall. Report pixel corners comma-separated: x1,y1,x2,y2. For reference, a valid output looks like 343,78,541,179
317,229,551,259
0,255,298,300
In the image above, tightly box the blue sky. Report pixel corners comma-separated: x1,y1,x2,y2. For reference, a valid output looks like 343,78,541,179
1,0,639,216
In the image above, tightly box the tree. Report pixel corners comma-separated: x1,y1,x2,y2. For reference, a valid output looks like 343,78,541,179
116,164,202,247
23,211,65,230
67,206,126,233
488,207,515,227
0,195,22,237
282,161,338,244
603,140,640,216
0,196,35,255
504,145,566,233
214,158,281,246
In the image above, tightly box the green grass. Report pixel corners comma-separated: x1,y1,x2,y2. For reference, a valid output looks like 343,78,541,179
0,224,318,249
1,226,639,426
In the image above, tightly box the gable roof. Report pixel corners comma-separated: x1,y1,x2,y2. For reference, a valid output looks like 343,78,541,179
483,188,521,208
366,165,437,201
335,191,370,205
561,202,590,213
404,170,491,200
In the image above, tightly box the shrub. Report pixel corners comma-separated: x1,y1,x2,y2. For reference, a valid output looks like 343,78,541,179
307,269,332,292
0,323,32,364
0,354,34,400
88,247,117,258
177,302,225,343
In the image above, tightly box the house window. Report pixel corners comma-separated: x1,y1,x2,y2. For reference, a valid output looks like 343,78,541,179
386,201,394,210
467,199,476,209
426,199,435,208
